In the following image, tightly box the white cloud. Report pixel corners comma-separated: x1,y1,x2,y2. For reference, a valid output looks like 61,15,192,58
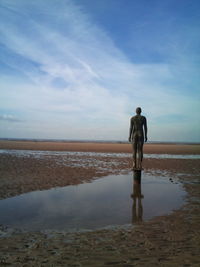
0,114,22,122
0,0,199,141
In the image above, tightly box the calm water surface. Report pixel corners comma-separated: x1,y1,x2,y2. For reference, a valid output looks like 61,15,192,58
0,171,186,232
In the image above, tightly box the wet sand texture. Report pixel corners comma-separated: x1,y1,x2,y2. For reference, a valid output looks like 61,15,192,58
0,140,200,154
0,143,200,266
0,151,199,200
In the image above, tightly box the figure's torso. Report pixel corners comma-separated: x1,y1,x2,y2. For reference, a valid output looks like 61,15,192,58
131,115,146,137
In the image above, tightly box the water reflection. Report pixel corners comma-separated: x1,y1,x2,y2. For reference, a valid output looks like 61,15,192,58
0,172,186,231
131,170,144,224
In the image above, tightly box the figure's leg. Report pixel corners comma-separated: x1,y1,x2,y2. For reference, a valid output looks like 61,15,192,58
141,142,144,162
137,140,143,169
132,141,137,169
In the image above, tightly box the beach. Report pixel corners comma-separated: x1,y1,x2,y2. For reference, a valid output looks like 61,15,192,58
1,140,200,154
0,141,200,266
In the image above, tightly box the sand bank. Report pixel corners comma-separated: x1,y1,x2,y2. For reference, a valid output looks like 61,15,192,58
0,140,200,154
0,151,199,199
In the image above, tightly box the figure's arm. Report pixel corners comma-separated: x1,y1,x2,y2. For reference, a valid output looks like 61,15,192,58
129,118,133,142
144,117,148,142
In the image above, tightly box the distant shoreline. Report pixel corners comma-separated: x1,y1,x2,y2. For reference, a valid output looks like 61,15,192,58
0,140,200,154
0,138,199,145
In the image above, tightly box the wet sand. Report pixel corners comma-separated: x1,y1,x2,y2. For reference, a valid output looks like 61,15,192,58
1,140,200,154
0,152,199,200
0,142,200,266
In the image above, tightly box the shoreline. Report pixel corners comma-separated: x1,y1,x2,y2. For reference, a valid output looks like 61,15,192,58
0,140,200,154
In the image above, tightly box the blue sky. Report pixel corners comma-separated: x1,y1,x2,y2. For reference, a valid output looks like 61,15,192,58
0,0,200,142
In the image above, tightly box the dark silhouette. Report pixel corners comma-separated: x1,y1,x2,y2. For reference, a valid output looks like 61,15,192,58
131,170,143,224
129,107,148,170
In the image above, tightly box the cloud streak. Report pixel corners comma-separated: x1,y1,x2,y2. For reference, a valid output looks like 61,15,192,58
0,0,199,141
0,114,23,122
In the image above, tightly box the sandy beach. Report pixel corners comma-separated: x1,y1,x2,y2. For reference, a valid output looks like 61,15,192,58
0,141,200,266
1,140,200,154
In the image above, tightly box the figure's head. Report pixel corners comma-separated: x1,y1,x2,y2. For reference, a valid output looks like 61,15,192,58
136,107,142,115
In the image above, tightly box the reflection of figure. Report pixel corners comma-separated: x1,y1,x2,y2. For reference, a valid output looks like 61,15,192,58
129,107,148,170
131,170,143,224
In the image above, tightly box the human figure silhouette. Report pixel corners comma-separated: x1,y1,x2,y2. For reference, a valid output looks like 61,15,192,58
131,170,143,223
129,107,148,170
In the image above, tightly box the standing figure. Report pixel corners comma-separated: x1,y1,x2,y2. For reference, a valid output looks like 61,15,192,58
129,107,148,170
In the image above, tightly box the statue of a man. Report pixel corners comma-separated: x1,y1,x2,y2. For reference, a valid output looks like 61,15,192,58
129,107,148,169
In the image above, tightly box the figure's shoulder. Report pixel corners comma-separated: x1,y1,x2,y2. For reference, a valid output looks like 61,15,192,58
130,115,136,121
130,115,147,122
141,116,147,123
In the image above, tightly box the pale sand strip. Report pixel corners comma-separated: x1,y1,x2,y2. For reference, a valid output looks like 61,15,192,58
0,140,200,154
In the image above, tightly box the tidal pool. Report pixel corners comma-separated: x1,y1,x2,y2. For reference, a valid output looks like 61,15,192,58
0,171,186,232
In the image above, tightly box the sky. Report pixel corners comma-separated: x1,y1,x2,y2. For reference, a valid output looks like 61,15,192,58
0,0,200,142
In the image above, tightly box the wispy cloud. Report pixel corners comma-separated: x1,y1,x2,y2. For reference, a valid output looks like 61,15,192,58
0,0,199,141
0,114,23,122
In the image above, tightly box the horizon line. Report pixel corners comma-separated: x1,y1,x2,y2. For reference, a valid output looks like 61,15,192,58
0,138,199,145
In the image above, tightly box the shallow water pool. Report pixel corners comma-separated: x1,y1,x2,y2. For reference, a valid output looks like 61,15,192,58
0,171,186,232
